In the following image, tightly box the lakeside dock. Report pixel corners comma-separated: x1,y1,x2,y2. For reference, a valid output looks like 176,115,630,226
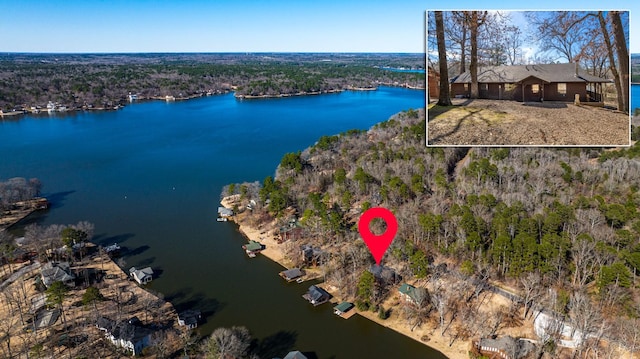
219,196,466,359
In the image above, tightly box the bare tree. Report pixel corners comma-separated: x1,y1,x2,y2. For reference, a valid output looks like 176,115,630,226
504,26,523,65
609,11,629,112
202,326,252,359
466,11,488,99
0,313,19,358
446,12,469,74
401,287,432,332
520,272,542,319
569,291,603,356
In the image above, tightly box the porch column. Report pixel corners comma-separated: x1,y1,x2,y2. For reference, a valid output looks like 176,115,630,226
541,82,544,102
521,83,524,103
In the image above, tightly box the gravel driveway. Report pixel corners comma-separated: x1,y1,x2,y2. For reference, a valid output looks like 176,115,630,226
428,99,630,146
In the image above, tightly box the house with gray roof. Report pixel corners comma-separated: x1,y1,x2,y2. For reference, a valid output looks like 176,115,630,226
302,285,331,306
450,63,611,103
474,335,535,359
279,268,304,282
96,317,152,356
177,309,202,329
41,262,75,288
129,266,153,285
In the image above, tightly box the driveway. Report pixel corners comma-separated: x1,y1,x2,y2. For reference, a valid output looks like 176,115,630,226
428,99,630,146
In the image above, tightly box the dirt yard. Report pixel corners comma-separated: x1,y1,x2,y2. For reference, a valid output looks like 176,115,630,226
428,99,630,146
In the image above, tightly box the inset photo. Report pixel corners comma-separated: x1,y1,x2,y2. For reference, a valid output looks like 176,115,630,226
426,10,630,146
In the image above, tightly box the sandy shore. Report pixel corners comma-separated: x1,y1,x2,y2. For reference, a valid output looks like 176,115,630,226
220,198,468,359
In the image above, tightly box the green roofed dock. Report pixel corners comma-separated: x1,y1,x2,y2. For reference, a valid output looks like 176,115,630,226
333,301,355,319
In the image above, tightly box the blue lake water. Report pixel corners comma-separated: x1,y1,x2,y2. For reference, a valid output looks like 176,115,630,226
0,88,449,358
632,84,639,113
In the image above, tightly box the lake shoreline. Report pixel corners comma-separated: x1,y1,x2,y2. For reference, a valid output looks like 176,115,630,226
220,197,466,359
0,85,425,118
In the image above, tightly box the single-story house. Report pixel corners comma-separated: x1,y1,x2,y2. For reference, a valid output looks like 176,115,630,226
303,285,331,306
177,309,202,329
129,267,154,285
279,268,304,282
218,207,234,218
474,336,535,359
450,63,611,103
41,262,75,288
96,317,152,356
398,283,418,304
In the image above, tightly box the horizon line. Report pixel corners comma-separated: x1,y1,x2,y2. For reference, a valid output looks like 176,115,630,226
1,51,424,55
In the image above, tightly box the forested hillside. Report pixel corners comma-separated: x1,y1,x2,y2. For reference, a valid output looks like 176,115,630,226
231,110,640,357
0,53,424,111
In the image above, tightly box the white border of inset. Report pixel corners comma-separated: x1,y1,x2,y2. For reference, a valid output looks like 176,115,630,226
425,9,631,148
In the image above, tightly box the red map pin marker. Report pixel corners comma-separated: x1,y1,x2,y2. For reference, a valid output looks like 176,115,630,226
358,207,398,265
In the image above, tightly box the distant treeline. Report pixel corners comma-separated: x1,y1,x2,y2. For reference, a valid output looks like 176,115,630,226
0,53,425,111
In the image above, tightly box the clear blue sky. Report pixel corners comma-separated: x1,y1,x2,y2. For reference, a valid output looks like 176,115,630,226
1,0,637,53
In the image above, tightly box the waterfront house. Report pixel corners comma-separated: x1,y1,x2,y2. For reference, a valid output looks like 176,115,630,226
96,317,152,356
472,335,535,359
177,309,202,329
41,262,75,288
279,268,304,282
369,264,401,285
218,206,234,218
301,244,328,266
450,63,611,103
129,266,154,285
398,283,418,304
303,285,331,306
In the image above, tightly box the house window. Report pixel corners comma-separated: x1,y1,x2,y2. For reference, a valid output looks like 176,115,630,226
505,84,516,91
557,83,567,95
464,83,469,91
531,84,539,94
481,83,488,90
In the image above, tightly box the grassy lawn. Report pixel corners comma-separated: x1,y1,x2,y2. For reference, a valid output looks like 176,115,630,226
428,103,510,125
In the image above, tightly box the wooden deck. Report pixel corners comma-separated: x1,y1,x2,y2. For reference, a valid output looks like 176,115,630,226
335,309,356,319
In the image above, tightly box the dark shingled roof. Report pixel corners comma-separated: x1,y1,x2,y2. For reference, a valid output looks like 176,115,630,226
451,63,611,84
281,268,303,280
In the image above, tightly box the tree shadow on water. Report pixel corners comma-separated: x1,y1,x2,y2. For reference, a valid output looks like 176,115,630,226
253,330,298,359
93,232,135,247
45,190,76,210
124,244,150,257
178,294,223,324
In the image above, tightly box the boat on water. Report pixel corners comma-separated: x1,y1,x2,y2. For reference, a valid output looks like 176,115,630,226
216,217,227,222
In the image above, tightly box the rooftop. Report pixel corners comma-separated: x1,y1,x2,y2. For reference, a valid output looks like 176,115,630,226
451,63,611,84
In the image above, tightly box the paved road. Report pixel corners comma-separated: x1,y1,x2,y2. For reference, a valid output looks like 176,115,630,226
0,261,40,291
